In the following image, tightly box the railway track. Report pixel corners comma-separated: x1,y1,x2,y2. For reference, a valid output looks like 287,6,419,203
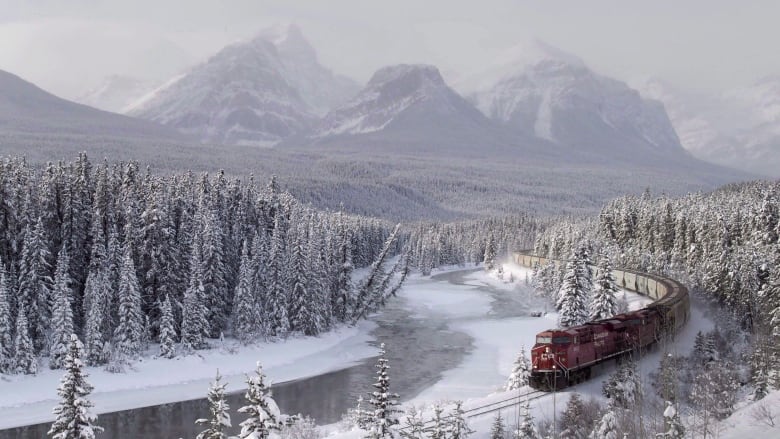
398,389,547,432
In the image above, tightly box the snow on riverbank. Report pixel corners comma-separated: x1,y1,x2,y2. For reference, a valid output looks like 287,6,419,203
0,320,379,430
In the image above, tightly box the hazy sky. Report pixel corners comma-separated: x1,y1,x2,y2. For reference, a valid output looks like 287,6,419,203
2,0,779,100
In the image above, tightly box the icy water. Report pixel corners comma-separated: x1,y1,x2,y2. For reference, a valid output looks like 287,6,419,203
1,269,534,439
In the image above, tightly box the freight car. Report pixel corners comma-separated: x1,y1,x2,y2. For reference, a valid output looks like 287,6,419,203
512,250,690,391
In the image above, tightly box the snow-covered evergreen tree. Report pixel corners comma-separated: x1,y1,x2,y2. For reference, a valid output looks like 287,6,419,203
399,406,425,439
556,259,589,327
558,393,586,439
158,294,176,359
182,241,210,351
196,370,232,439
50,246,75,369
489,412,506,439
267,214,290,337
506,347,531,390
446,401,473,439
14,309,37,374
514,397,539,439
48,334,103,439
602,360,641,409
657,402,684,439
237,362,281,439
428,405,446,439
589,256,618,321
483,234,496,271
368,343,400,439
232,240,256,343
0,267,14,373
17,219,53,353
590,407,619,439
112,242,144,362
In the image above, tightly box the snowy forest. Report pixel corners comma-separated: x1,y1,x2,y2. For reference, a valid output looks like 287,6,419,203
0,154,408,375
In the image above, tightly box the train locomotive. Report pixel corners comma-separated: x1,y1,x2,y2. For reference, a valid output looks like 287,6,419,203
512,251,690,391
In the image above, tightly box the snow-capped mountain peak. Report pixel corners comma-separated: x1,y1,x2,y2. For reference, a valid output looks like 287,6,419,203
128,24,359,146
314,63,484,137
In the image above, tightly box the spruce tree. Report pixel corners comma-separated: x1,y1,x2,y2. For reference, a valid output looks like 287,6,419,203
591,407,619,439
514,397,539,439
658,402,684,439
484,234,496,271
112,243,144,362
158,294,176,359
602,360,641,409
428,405,446,439
17,220,53,353
506,347,531,390
237,362,281,439
14,309,37,374
556,259,589,327
50,246,75,369
558,393,586,439
489,412,506,439
48,334,103,439
400,406,425,439
446,401,474,439
0,268,13,373
589,256,619,321
196,370,232,439
232,240,255,343
368,343,400,439
182,241,210,351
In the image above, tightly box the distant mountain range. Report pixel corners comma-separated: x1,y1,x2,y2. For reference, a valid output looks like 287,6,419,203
634,76,780,176
0,69,183,141
0,23,771,179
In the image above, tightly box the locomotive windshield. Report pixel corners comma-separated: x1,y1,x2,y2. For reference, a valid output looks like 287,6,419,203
536,336,552,344
553,336,571,344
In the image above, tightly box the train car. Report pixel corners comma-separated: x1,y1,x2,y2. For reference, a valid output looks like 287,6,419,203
515,250,690,391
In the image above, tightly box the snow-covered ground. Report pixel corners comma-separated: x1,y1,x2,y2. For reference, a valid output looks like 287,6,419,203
0,321,379,430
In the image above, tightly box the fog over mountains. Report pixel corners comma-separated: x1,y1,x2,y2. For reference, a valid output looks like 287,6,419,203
635,76,780,176
0,24,765,219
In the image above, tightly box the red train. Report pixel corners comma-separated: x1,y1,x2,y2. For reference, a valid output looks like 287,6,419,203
512,251,690,391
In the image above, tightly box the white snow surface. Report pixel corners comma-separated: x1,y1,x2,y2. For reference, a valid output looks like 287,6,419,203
0,321,378,430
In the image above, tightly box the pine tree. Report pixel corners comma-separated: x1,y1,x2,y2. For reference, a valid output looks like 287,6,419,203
591,407,619,439
196,370,232,439
446,401,474,439
267,214,290,337
484,234,496,271
232,240,256,343
657,402,684,439
14,309,37,374
50,246,75,369
237,362,281,439
506,347,531,390
17,220,53,353
158,294,176,359
201,203,230,338
83,296,108,367
602,360,641,409
48,334,103,439
182,241,210,351
514,397,539,439
556,259,589,327
558,393,586,439
489,412,506,439
0,267,13,373
589,256,618,321
289,222,321,336
368,343,400,439
112,243,144,362
400,406,425,439
428,405,446,439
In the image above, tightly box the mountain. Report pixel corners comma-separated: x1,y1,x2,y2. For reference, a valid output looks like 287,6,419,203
128,24,359,146
457,40,686,162
303,64,525,155
78,75,160,113
634,77,780,176
0,69,184,140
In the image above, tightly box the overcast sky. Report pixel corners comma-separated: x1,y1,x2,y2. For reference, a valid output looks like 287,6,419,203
1,0,779,100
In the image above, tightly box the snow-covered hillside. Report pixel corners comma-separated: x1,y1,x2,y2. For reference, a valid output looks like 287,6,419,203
458,40,685,158
634,76,780,176
77,75,160,113
128,24,359,146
